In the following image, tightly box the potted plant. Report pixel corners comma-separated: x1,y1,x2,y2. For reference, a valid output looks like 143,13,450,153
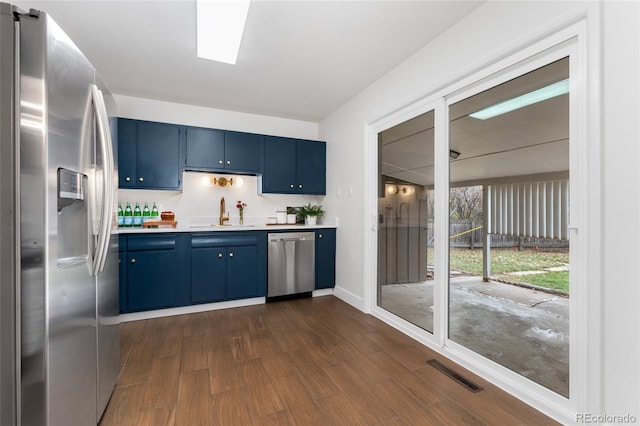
299,203,325,226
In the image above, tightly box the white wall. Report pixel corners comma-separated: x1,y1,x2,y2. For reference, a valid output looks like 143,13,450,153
320,0,639,421
114,95,329,226
601,0,640,418
115,94,318,139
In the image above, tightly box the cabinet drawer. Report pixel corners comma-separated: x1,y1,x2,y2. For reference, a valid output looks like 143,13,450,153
127,234,177,251
191,233,259,248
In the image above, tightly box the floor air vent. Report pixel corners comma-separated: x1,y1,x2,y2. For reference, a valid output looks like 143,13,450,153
426,359,483,393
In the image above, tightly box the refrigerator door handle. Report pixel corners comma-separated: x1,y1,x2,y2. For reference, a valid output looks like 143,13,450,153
90,84,114,276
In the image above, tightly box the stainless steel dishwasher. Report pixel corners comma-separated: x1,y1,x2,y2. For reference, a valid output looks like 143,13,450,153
267,232,315,299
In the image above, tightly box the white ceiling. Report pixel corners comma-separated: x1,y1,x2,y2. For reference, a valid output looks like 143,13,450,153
13,0,483,122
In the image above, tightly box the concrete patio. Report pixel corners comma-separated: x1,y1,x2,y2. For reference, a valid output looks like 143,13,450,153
380,276,569,397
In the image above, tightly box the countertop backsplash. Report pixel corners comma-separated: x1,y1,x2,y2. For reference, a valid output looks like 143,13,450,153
118,172,335,227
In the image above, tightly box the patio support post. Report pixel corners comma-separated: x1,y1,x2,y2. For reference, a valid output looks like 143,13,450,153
483,184,491,282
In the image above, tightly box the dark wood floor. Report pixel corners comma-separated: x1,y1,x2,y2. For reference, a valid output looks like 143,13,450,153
100,296,557,425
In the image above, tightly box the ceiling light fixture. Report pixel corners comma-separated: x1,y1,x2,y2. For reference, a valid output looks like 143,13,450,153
197,0,250,65
469,79,569,120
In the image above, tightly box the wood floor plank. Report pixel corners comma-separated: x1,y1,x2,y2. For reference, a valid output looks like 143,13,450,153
117,337,156,386
260,352,297,380
208,346,244,394
427,399,488,425
212,388,252,426
180,334,208,372
243,382,285,419
316,392,381,426
141,355,180,410
136,406,176,426
368,377,446,426
155,324,184,359
175,369,212,426
237,357,272,387
271,373,320,425
99,383,146,426
287,348,340,400
230,329,259,362
251,410,293,426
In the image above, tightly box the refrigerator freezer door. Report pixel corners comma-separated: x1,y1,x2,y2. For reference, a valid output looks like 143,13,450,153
19,12,98,426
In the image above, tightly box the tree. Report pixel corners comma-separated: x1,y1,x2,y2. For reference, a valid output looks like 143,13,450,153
450,186,483,220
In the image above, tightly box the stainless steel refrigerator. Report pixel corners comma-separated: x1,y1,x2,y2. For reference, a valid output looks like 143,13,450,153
0,3,120,425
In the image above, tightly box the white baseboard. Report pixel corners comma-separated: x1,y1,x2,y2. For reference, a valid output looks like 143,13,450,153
332,285,365,311
312,288,334,297
118,297,266,322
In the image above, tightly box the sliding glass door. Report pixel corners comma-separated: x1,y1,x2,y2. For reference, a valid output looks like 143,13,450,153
375,54,574,398
378,110,435,333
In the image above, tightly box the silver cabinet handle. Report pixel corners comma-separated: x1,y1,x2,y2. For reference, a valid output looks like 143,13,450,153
130,258,136,264
218,160,223,164
138,177,144,182
218,253,223,258
299,184,303,189
290,184,294,188
319,234,323,238
226,160,231,165
125,176,131,182
229,252,234,257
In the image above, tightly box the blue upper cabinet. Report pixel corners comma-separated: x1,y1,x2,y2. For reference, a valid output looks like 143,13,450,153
185,127,225,170
118,118,184,190
262,136,326,195
185,127,261,174
297,139,326,195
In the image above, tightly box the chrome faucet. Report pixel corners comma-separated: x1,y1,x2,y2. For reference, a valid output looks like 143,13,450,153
219,197,229,226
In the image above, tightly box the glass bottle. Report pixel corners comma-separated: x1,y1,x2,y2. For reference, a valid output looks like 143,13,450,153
117,203,124,227
151,202,159,220
133,202,142,227
123,202,133,227
142,202,151,223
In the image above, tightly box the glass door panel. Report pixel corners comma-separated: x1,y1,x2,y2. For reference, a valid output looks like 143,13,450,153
378,110,435,333
448,58,570,397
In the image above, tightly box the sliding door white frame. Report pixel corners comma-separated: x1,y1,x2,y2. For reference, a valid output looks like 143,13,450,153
363,12,601,424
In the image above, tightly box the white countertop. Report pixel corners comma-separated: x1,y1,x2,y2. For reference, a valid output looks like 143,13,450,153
115,223,336,234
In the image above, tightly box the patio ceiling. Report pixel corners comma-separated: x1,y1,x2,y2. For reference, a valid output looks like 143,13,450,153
380,58,569,186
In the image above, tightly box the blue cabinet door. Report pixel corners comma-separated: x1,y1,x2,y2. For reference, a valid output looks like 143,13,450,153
136,121,182,189
191,247,227,303
127,249,177,312
225,131,261,173
226,245,258,300
297,140,326,195
262,136,297,193
185,127,225,170
315,229,336,289
118,119,137,188
119,246,127,313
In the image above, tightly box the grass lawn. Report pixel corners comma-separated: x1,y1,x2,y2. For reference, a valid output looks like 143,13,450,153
448,248,569,294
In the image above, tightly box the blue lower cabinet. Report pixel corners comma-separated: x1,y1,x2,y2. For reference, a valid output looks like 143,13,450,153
118,237,127,313
127,249,177,312
191,247,227,303
190,232,266,305
315,229,336,289
226,245,258,300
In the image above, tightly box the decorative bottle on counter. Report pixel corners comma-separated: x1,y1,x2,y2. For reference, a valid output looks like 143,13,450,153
124,202,133,227
133,202,142,227
117,203,124,227
142,202,151,223
151,202,159,220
